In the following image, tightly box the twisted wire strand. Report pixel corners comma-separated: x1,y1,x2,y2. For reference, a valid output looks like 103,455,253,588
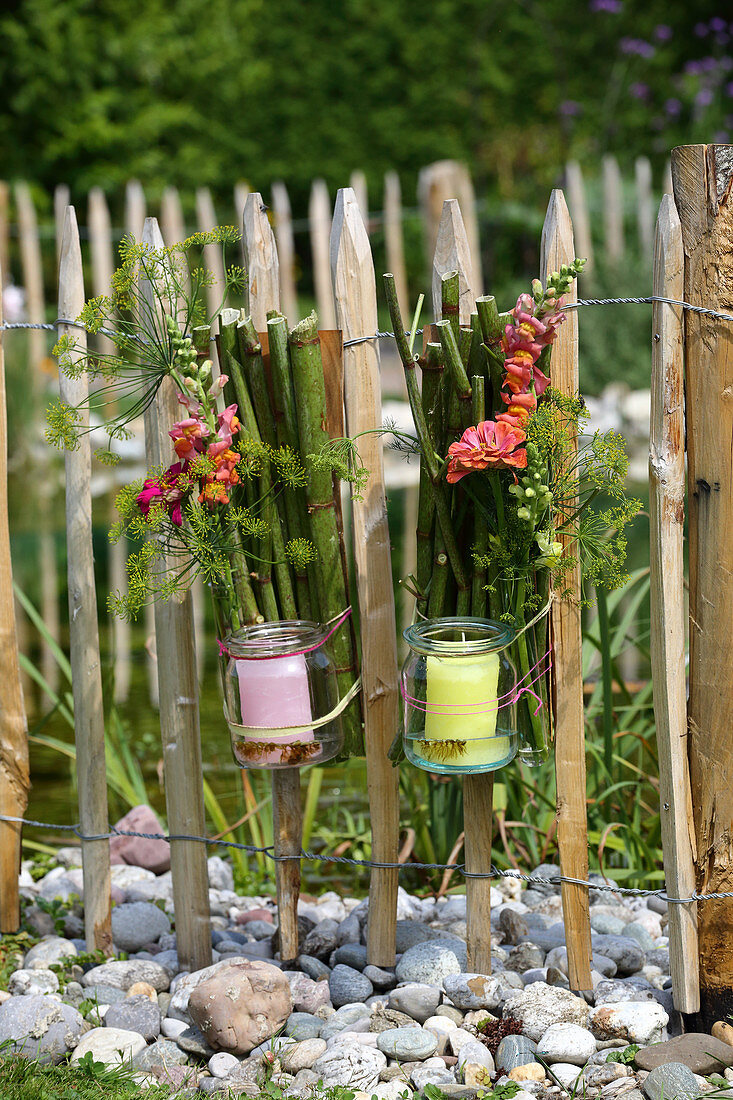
2,813,727,903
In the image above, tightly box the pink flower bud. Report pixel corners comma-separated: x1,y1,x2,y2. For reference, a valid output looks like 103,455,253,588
209,374,227,396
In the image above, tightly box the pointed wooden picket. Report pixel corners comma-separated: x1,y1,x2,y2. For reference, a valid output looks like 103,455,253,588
243,192,280,330
0,259,29,934
432,199,474,324
383,171,409,320
271,182,299,324
124,180,146,240
54,185,70,267
565,161,594,274
635,157,654,262
88,187,132,704
453,162,483,297
649,193,698,1014
309,179,336,329
140,217,212,973
602,155,624,263
195,186,227,320
349,170,369,228
58,206,113,953
541,189,592,994
332,187,400,967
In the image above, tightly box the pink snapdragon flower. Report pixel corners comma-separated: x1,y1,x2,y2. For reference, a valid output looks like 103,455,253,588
446,420,527,483
170,413,209,462
137,462,190,527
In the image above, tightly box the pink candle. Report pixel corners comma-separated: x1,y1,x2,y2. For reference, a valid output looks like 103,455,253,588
236,654,314,766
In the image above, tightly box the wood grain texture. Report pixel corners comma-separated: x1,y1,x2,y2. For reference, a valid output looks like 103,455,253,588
309,180,336,329
672,143,733,1027
565,162,594,274
453,162,483,297
0,260,29,933
244,192,280,331
141,217,212,973
541,189,593,994
271,182,299,324
649,193,699,1014
602,155,624,263
464,773,493,974
58,206,113,953
54,185,70,266
88,187,132,705
432,199,474,324
273,769,302,963
384,171,409,322
349,170,369,228
331,187,400,966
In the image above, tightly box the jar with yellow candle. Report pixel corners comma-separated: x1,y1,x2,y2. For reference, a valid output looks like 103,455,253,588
401,618,518,775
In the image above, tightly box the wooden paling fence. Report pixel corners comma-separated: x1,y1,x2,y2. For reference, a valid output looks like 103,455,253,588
1,149,724,1019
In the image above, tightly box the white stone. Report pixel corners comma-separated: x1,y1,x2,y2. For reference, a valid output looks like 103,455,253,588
589,1002,668,1045
311,1044,387,1091
448,1028,479,1056
281,1038,328,1072
161,1018,188,1038
109,865,156,887
70,1027,146,1066
423,1015,457,1036
549,1063,584,1089
503,982,590,1042
8,968,59,996
536,1022,597,1066
370,1081,414,1100
457,1040,495,1075
209,1051,240,1078
24,937,77,970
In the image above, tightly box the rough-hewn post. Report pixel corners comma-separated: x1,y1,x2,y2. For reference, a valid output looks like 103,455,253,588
565,161,594,275
58,206,113,952
432,199,474,324
243,192,280,331
271,182,299,324
602,154,624,263
649,193,699,1014
0,258,29,934
332,188,400,966
141,217,212,973
384,171,409,321
672,143,733,1027
309,180,336,329
541,189,593,994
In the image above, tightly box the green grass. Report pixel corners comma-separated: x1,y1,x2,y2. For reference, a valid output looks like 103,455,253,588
0,1051,176,1100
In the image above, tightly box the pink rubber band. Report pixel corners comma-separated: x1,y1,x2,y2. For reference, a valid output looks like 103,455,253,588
401,649,552,716
217,607,352,662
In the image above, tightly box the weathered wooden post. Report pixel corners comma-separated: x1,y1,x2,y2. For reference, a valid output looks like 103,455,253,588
383,171,409,321
432,199,475,324
309,180,336,329
271,182,299,324
140,217,212,972
349,170,369,228
195,187,227,321
602,154,624,264
541,189,593,994
332,188,400,966
243,192,280,330
565,161,594,275
125,180,146,240
635,156,654,263
649,192,699,1014
671,142,733,1027
0,259,30,934
54,184,70,267
58,206,113,953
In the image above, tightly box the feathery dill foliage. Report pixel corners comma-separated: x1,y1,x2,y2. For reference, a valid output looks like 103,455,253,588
47,226,244,456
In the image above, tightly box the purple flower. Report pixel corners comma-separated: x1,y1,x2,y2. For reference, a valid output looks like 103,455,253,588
620,37,655,58
589,0,623,10
700,56,718,72
694,22,709,37
665,97,682,116
654,24,673,41
709,17,727,32
684,60,703,76
715,32,730,45
695,87,715,107
630,82,650,99
559,100,583,117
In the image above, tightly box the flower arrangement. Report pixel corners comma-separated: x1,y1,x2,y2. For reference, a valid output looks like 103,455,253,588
48,229,361,759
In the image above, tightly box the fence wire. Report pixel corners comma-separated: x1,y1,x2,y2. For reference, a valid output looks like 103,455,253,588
2,813,731,904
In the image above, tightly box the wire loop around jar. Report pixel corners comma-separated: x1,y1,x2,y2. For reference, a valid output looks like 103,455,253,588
401,650,552,716
226,676,362,738
218,607,352,661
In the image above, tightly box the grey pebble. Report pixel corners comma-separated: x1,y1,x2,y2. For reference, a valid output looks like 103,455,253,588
286,1012,323,1040
176,1025,216,1059
495,1034,538,1073
133,1038,189,1071
297,954,331,981
395,939,467,984
111,901,171,952
363,964,398,990
329,963,373,1008
643,1063,700,1100
334,943,368,969
377,1026,438,1061
104,994,161,1041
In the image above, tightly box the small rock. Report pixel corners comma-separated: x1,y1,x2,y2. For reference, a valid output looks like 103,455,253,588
546,947,616,979
188,960,292,1055
329,964,373,1008
395,920,442,953
370,1008,419,1034
396,941,467,985
285,971,330,1014
286,1012,323,1039
133,1038,189,1072
312,1044,387,1090
8,968,59,996
594,980,656,1006
411,1063,456,1089
503,982,590,1042
377,1027,438,1061
623,924,656,953
500,909,530,945
109,805,171,874
176,1024,216,1059
591,914,627,936
550,1062,584,1088
0,994,84,1064
281,1037,328,1072
24,936,78,971
21,906,57,939
104,994,161,1041
635,1034,733,1075
536,1022,597,1066
161,1018,189,1039
590,1002,668,1045
335,943,368,969
82,959,170,992
71,1026,147,1066
208,1051,239,1078
443,973,502,1011
506,944,546,973
297,954,331,982
496,1035,538,1074
207,857,234,892
111,901,171,952
389,983,441,1024
584,1064,630,1086
509,1062,547,1082
643,1063,700,1100
456,1040,494,1074
713,1022,733,1049
364,965,398,991
591,936,645,977
302,919,340,959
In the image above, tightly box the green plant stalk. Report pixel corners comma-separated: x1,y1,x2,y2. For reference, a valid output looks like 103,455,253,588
468,312,486,382
301,767,324,851
436,319,473,432
236,318,277,449
471,376,488,617
415,343,443,617
383,274,469,598
596,585,615,776
513,570,546,755
221,348,258,516
476,295,506,413
441,273,462,446
427,539,449,618
217,307,241,410
441,270,460,341
268,314,314,621
288,311,362,755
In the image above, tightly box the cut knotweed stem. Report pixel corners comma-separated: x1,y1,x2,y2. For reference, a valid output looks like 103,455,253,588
475,295,502,346
468,313,486,382
288,311,361,755
441,273,462,445
458,326,473,371
436,319,473,432
476,295,506,412
222,349,258,515
471,376,488,618
268,314,314,621
217,308,242,410
441,269,460,342
415,343,443,619
237,318,278,450
383,274,469,598
427,540,449,618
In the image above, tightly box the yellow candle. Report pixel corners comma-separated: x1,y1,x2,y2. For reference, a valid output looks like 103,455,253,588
423,652,510,767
